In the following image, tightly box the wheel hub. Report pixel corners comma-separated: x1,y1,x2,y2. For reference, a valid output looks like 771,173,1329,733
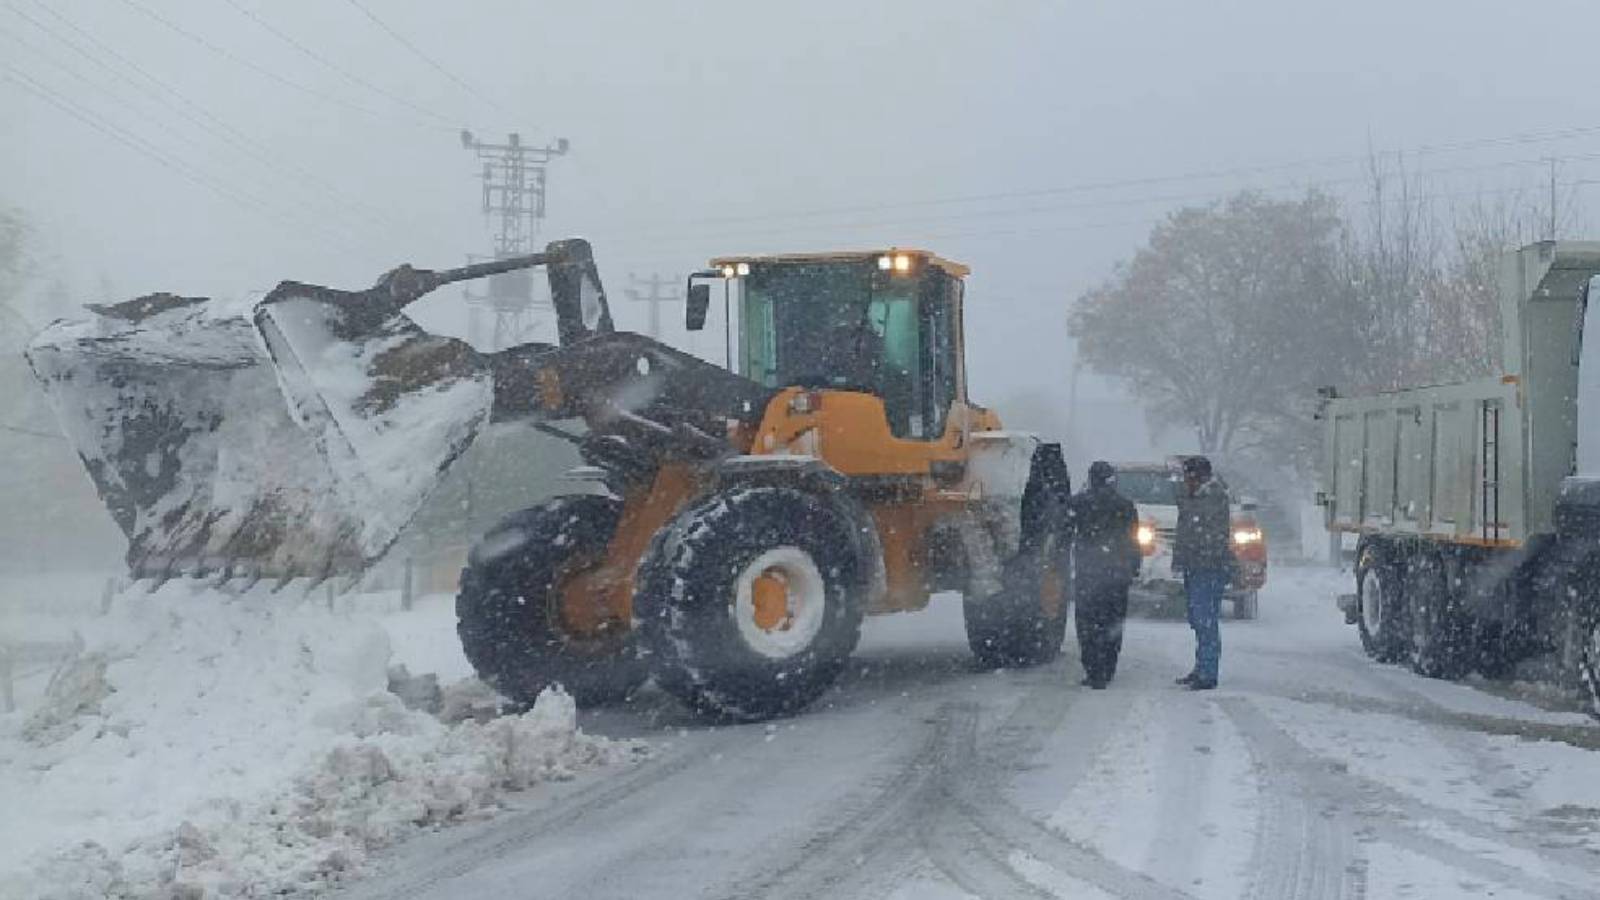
732,547,828,659
751,570,793,632
1361,569,1384,634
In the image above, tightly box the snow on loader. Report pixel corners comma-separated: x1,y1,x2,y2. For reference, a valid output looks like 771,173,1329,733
28,240,1072,721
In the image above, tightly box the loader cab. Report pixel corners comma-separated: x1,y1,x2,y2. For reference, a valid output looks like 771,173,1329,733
698,250,969,440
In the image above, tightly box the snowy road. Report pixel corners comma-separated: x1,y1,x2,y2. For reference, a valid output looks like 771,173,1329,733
339,567,1600,900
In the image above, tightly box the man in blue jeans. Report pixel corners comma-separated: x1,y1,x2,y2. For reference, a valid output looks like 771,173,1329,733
1173,456,1231,690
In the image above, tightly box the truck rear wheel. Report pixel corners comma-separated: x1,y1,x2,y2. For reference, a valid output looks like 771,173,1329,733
1356,543,1409,663
635,486,866,722
1580,609,1600,718
964,532,1070,669
1405,550,1467,679
456,495,645,708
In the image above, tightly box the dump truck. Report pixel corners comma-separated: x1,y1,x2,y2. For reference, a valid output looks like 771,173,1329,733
27,240,1071,721
1318,241,1600,715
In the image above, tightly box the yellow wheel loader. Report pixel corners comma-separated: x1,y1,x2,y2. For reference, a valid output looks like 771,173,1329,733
28,240,1071,721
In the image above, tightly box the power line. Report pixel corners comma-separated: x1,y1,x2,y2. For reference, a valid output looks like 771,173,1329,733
588,149,1595,252
0,60,359,253
24,0,454,247
341,0,506,115
221,0,454,127
113,0,447,133
646,123,1600,234
0,423,64,441
598,177,1600,275
5,1,385,248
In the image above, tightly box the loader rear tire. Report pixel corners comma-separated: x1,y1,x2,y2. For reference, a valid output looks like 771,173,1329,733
456,495,645,708
635,486,866,723
964,532,1070,669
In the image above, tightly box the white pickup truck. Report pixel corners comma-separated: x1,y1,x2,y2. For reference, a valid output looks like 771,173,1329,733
1114,461,1267,619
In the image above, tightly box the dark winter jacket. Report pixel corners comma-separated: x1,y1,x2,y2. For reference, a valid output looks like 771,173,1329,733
1063,483,1139,587
1173,477,1232,573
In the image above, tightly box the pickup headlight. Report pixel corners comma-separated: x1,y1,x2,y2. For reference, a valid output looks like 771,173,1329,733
1232,527,1263,545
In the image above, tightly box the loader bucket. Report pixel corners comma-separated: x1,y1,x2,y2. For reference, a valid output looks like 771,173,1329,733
27,286,492,582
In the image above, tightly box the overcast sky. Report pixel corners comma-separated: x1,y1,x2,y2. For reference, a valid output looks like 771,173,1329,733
6,0,1600,458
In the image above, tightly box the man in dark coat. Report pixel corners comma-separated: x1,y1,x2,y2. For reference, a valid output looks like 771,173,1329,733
1064,461,1139,689
1173,455,1232,690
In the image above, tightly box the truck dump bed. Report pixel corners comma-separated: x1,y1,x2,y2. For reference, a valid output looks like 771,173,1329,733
1323,377,1523,547
1321,242,1600,548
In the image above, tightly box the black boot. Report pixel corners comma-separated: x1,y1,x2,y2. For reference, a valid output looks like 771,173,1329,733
1175,672,1198,685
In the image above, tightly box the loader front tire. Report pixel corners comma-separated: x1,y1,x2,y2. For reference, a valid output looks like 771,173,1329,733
964,532,1070,669
635,486,866,722
456,495,645,708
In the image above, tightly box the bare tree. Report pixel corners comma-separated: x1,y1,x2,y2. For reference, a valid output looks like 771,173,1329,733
1070,191,1351,459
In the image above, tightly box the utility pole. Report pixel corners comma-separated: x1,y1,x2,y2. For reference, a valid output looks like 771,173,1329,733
623,272,680,339
459,130,569,349
1549,157,1559,242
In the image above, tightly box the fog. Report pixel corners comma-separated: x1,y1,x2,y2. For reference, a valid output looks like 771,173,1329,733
7,0,1600,459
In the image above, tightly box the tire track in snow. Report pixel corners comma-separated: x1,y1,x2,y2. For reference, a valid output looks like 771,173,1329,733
717,709,953,900
727,664,1199,900
935,665,1203,900
919,702,1059,899
1280,685,1600,751
1250,655,1600,876
336,730,737,900
1217,697,1365,900
1223,696,1600,900
722,674,1078,900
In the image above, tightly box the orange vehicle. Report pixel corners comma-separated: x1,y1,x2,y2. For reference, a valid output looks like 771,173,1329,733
30,240,1073,721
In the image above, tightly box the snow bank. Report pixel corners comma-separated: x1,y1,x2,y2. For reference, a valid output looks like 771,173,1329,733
0,584,647,900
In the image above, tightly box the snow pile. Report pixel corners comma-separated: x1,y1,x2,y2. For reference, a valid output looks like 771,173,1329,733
0,587,647,900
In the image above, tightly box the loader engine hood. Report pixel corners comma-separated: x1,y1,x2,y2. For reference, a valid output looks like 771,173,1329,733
26,290,491,582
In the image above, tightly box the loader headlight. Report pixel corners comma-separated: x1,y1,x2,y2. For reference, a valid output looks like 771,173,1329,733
720,264,737,278
1232,528,1263,545
877,254,914,273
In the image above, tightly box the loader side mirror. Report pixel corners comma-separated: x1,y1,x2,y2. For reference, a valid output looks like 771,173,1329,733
686,283,711,331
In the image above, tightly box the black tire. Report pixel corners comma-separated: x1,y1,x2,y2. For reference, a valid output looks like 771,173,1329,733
964,531,1070,669
456,495,645,708
1578,606,1600,719
1355,543,1409,663
1232,591,1259,621
1405,550,1468,679
634,486,866,722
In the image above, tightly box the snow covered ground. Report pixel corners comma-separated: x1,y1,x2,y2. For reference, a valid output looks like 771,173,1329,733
0,580,645,900
5,566,1599,899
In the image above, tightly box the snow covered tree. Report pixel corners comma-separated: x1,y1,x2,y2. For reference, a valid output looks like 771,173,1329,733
1069,191,1354,462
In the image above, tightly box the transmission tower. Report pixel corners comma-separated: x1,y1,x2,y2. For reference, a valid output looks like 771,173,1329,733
459,130,569,349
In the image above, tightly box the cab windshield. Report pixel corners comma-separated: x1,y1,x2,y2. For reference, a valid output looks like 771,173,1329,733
739,260,958,439
1117,469,1178,505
